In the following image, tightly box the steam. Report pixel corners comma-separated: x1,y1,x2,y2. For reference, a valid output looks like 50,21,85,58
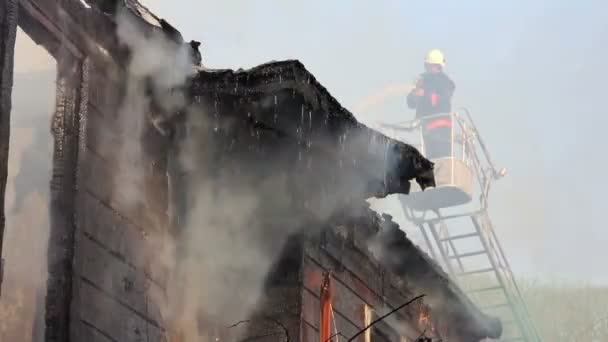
159,99,312,340
112,8,198,339
113,8,431,341
0,36,55,340
113,9,300,341
111,9,194,209
0,127,50,342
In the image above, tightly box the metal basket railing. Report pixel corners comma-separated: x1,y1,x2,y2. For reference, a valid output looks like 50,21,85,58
374,108,506,209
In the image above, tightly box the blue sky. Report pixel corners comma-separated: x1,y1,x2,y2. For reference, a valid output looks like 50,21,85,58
136,0,608,283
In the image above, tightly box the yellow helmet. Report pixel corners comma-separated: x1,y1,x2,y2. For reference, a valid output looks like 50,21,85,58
425,49,445,66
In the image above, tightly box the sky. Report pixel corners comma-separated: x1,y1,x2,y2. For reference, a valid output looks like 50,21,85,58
12,0,608,284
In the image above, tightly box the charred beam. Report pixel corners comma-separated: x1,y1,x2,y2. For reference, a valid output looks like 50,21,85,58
0,0,19,297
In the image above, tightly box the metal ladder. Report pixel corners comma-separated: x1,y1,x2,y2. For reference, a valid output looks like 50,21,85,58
409,208,541,342
378,108,542,341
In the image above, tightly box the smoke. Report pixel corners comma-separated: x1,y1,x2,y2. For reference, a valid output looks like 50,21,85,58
111,7,434,340
0,127,51,342
116,9,193,112
156,98,314,340
0,33,55,341
102,8,199,340
112,9,303,341
111,8,195,209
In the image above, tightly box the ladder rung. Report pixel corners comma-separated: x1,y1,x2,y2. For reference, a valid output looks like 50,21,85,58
456,267,495,276
457,267,494,276
449,250,486,259
480,302,510,310
440,232,478,242
467,286,502,294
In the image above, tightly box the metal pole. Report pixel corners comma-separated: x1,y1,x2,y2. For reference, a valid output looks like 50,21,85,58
479,210,542,341
470,214,531,341
427,221,456,276
417,223,439,261
437,218,465,273
458,107,502,176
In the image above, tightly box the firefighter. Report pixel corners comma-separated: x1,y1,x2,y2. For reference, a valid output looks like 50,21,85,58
407,49,455,159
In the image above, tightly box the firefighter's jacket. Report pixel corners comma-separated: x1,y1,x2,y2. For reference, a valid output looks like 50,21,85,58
407,71,455,118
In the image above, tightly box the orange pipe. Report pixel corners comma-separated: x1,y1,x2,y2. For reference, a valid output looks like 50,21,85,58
319,272,332,342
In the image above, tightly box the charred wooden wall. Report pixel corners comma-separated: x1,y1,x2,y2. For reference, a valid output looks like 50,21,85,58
222,207,440,342
299,210,423,342
1,1,172,341
68,60,170,342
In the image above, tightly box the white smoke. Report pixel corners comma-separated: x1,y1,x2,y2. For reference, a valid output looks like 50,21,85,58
112,8,194,209
113,9,299,341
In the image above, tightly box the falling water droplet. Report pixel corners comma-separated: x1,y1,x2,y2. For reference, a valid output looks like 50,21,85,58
309,110,312,130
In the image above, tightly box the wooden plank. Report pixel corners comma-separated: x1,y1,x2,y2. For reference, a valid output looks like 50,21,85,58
303,253,381,307
302,250,417,336
18,0,83,58
301,289,361,340
71,319,116,342
25,0,120,68
80,148,168,234
305,233,383,298
302,261,372,331
71,212,167,334
76,232,152,323
144,277,168,331
84,108,168,183
77,280,164,342
46,56,84,342
77,191,169,287
256,285,302,317
300,320,318,342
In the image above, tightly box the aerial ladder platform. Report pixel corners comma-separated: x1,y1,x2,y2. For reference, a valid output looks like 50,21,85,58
376,109,542,342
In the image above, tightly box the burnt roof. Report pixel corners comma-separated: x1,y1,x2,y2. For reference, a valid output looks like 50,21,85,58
186,59,435,199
